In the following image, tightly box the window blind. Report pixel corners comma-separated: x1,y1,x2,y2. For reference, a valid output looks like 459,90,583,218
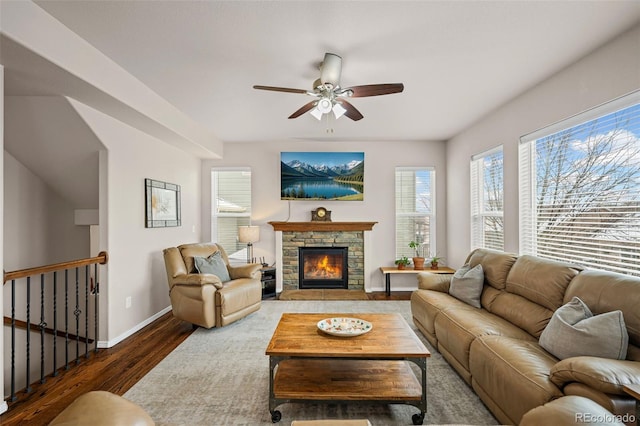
471,146,504,251
395,167,435,259
211,168,252,251
519,91,640,276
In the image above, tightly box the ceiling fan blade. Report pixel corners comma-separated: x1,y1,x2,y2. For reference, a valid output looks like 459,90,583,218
288,101,317,119
336,99,363,121
253,85,308,94
320,53,342,87
344,83,404,97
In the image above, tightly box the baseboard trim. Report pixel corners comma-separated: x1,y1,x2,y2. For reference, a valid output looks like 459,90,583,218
0,400,8,415
98,306,172,348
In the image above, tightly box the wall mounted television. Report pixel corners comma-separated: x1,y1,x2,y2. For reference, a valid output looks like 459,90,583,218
281,152,364,201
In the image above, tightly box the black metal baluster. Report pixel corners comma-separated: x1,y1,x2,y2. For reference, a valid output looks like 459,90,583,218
84,265,89,359
53,271,58,376
75,267,81,365
65,269,69,370
94,263,99,353
11,279,17,401
39,274,46,384
26,276,31,393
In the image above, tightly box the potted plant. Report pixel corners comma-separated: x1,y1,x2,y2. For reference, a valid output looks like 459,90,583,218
394,256,410,270
429,254,442,270
408,241,425,270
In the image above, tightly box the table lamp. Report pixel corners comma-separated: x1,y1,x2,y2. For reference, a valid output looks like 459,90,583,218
238,225,260,263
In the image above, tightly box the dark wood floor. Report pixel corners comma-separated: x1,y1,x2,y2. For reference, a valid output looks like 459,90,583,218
1,291,410,425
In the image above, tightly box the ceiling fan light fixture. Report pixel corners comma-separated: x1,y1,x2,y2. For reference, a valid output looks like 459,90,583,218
317,98,333,114
310,108,324,121
332,102,346,119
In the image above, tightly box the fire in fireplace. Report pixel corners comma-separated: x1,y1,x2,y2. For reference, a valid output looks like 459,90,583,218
298,247,348,289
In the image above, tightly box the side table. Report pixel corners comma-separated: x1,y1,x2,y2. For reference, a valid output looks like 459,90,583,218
261,267,276,299
379,266,455,296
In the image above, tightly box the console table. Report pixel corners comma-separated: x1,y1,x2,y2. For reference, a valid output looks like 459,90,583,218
379,266,455,296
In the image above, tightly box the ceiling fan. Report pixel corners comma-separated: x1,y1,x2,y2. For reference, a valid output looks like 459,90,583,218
253,53,404,121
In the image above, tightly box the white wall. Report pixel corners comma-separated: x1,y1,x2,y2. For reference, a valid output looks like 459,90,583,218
3,152,90,269
446,24,640,267
202,139,447,292
70,100,202,343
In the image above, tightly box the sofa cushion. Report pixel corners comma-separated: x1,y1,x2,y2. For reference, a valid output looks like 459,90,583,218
469,335,563,425
506,255,581,311
520,395,624,426
411,289,470,347
466,248,517,290
550,356,640,394
539,297,628,360
483,291,554,338
448,264,484,308
434,306,536,373
194,251,231,282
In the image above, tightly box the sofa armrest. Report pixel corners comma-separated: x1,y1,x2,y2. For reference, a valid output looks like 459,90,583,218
417,272,451,292
229,263,262,280
172,273,224,289
550,356,640,395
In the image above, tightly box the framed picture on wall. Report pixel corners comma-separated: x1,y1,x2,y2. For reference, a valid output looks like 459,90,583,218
145,178,181,228
280,152,364,201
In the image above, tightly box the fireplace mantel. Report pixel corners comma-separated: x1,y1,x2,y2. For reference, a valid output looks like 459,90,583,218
269,221,377,232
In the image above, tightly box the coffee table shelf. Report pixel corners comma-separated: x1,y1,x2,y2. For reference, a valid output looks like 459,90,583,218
274,359,422,401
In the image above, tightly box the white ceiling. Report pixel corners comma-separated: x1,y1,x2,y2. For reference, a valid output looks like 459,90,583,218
11,1,640,143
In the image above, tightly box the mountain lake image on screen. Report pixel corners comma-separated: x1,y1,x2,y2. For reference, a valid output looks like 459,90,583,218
280,152,364,201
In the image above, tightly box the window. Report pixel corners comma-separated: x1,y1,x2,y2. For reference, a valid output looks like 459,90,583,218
395,167,435,259
519,92,640,276
471,146,504,251
211,168,252,252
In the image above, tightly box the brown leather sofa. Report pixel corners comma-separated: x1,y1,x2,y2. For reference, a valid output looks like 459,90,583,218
410,248,640,425
163,243,262,329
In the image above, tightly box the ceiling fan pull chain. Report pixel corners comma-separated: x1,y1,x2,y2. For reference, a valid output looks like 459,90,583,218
324,113,334,134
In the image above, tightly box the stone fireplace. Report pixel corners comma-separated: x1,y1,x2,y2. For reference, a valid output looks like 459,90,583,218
269,221,377,292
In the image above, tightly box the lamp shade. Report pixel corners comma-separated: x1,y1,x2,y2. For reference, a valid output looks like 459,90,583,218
238,225,260,243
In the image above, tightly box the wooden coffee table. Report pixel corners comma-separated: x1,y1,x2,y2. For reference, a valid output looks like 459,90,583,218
265,312,430,424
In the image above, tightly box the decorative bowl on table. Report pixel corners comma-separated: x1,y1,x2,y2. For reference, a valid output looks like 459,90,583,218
317,317,373,337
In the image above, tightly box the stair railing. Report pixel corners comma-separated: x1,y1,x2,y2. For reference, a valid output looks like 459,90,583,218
3,252,108,402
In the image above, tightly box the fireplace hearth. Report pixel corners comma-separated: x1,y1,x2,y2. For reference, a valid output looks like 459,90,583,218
299,247,348,289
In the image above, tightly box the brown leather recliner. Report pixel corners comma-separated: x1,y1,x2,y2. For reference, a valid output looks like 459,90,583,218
163,243,262,329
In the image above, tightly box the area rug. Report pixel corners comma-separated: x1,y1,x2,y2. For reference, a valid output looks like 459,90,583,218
124,300,498,425
279,289,369,300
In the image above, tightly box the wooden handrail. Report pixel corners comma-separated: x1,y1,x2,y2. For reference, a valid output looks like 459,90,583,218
2,316,95,344
3,251,108,284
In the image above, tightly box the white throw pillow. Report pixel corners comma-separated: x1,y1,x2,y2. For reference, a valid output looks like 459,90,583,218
539,296,628,360
448,264,484,308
